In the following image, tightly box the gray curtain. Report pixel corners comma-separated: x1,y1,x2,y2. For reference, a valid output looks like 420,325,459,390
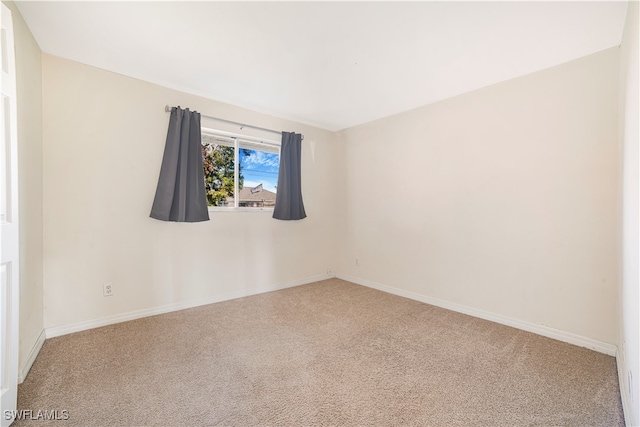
273,132,307,220
150,107,209,222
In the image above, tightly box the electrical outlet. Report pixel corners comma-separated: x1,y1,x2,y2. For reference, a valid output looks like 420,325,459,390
355,257,359,266
327,268,332,275
103,283,113,297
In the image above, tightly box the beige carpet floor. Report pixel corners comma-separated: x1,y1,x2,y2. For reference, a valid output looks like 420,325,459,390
15,279,624,426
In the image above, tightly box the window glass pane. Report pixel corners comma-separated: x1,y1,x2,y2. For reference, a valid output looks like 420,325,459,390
202,137,235,207
201,132,280,210
238,144,280,208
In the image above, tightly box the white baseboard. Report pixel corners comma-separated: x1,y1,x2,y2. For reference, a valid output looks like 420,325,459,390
45,273,333,339
336,273,617,356
18,328,46,383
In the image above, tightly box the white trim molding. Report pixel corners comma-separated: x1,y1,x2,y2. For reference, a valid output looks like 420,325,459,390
18,329,46,384
45,273,333,339
336,273,617,356
617,348,633,427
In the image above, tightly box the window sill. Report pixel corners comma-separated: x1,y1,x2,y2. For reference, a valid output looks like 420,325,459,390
208,207,275,213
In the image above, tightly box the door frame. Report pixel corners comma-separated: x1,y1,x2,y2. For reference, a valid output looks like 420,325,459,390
1,3,20,426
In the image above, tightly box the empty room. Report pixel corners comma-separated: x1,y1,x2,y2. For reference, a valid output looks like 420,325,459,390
1,1,638,426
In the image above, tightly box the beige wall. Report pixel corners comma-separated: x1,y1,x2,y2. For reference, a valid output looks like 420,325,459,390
42,55,337,330
619,1,639,424
3,1,44,378
337,47,620,346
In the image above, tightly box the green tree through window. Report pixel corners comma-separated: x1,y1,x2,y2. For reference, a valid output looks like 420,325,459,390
201,144,251,206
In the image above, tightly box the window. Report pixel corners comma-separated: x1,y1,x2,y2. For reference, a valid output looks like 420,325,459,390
201,129,280,210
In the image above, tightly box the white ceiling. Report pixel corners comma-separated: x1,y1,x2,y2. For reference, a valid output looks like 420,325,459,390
16,1,629,131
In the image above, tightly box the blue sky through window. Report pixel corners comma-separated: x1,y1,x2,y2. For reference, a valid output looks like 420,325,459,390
239,149,280,193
